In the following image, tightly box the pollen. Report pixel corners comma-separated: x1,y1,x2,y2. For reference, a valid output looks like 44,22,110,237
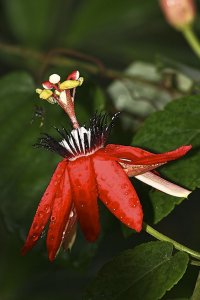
49,74,61,84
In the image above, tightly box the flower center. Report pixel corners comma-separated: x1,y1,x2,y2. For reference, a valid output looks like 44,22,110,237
60,127,94,160
34,112,120,161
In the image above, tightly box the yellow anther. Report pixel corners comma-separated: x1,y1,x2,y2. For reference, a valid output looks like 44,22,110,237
59,77,84,90
47,97,57,104
38,89,53,100
78,77,84,86
55,90,60,96
36,88,42,95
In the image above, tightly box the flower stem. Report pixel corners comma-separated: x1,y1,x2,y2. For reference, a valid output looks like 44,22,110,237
0,42,186,95
143,222,200,260
182,24,200,58
191,260,200,267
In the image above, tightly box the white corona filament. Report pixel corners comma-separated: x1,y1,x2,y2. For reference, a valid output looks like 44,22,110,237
60,127,92,156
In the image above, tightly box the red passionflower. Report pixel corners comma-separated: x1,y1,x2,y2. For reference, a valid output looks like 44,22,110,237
22,71,192,261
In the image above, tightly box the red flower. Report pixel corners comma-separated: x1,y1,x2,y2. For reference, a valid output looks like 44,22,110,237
22,71,192,261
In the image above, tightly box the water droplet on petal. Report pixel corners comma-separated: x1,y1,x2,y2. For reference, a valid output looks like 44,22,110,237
51,216,56,222
121,183,128,189
31,234,38,241
44,205,50,213
38,212,44,218
69,211,74,218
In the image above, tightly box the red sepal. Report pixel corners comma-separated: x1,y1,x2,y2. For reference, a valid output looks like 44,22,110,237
46,165,72,261
68,157,100,241
105,145,192,165
105,144,152,159
21,160,67,255
93,153,143,232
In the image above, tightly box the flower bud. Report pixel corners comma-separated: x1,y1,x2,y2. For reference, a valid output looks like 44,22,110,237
159,0,196,29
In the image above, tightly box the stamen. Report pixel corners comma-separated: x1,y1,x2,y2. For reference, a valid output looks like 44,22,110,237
67,70,80,80
42,81,53,89
36,71,84,129
49,74,61,84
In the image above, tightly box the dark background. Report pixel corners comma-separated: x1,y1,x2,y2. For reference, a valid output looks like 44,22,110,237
0,0,200,299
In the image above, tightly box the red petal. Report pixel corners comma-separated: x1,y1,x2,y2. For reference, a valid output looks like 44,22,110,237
21,160,67,255
68,157,100,242
105,144,191,175
46,166,72,261
126,145,192,165
62,204,77,251
105,144,153,159
93,154,143,232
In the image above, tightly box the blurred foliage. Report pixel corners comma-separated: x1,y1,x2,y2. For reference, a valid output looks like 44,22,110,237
1,0,200,299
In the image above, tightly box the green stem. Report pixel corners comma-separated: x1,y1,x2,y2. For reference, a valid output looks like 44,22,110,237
0,42,184,95
191,260,200,267
182,24,200,58
143,222,200,260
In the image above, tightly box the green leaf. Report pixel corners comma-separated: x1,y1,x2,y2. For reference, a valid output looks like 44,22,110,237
108,61,173,130
84,241,189,300
165,298,189,300
132,95,200,223
2,0,62,47
156,55,200,83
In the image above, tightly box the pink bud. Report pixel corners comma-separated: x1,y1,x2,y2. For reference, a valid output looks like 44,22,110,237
67,70,80,80
159,0,196,29
42,81,53,89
